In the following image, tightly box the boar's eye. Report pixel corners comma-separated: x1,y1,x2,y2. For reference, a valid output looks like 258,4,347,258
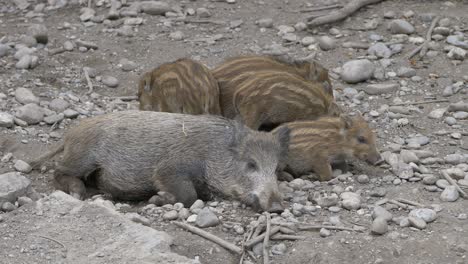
246,160,258,171
357,135,367,144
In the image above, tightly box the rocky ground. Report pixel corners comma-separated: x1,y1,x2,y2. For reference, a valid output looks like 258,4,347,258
1,0,468,263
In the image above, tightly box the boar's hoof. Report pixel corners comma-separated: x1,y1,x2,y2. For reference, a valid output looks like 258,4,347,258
149,191,177,206
267,202,284,213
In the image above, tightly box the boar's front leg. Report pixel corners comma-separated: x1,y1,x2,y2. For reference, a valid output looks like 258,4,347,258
154,168,198,207
54,165,87,199
311,157,333,182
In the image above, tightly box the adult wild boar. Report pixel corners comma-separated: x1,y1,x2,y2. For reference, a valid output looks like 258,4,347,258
32,111,289,212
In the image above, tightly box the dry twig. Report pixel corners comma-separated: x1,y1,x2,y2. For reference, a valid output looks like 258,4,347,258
307,0,387,28
396,198,425,207
36,235,66,249
111,96,138,101
390,99,449,106
298,225,359,232
176,18,225,25
407,16,441,59
388,199,408,209
239,226,255,264
173,222,242,255
83,68,94,95
245,226,281,248
263,212,271,264
300,4,342,13
441,170,468,198
270,234,305,241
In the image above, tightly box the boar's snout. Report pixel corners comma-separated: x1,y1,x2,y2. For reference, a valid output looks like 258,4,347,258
246,193,284,213
267,201,284,213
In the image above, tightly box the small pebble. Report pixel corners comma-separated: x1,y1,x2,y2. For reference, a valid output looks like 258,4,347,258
162,210,179,220
320,228,331,237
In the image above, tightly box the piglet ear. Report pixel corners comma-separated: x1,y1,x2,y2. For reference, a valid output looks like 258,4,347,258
274,126,290,157
143,73,152,93
340,114,354,129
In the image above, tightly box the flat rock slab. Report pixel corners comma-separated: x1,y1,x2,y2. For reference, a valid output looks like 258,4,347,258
0,191,199,264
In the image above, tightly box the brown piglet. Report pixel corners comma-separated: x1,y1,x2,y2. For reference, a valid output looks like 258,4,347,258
212,55,333,96
221,70,341,131
138,58,221,115
273,115,381,181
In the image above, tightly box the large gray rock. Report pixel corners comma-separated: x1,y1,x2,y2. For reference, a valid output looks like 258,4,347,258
368,43,392,58
0,172,31,203
361,83,399,95
27,24,48,44
15,103,45,125
15,87,39,105
388,19,415,34
340,59,375,84
139,1,172,15
196,207,220,228
0,112,14,128
49,98,70,112
0,191,199,264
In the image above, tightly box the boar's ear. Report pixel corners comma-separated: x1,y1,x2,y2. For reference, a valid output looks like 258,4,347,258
143,74,152,93
229,120,247,151
274,126,290,156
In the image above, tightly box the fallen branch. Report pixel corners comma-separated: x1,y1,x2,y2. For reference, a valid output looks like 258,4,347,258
448,102,468,112
298,225,359,232
173,222,242,255
396,198,425,207
245,226,281,248
36,235,66,249
263,212,271,264
83,68,94,95
388,199,408,209
441,170,467,198
111,95,138,101
239,226,255,264
176,18,225,25
390,99,449,106
301,4,342,13
407,16,441,59
307,0,387,28
270,234,305,241
279,227,296,234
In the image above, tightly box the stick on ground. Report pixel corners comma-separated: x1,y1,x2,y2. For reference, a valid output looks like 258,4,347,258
263,212,271,264
83,68,94,95
300,4,342,13
441,170,468,198
36,235,66,249
173,222,242,255
298,225,358,232
307,0,387,28
111,96,138,101
245,226,281,248
270,234,305,241
407,16,441,59
390,99,449,106
396,198,425,207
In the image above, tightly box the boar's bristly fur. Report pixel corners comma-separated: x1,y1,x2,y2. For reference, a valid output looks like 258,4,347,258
274,115,381,181
138,58,221,115
223,70,340,130
32,111,289,212
212,54,333,96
